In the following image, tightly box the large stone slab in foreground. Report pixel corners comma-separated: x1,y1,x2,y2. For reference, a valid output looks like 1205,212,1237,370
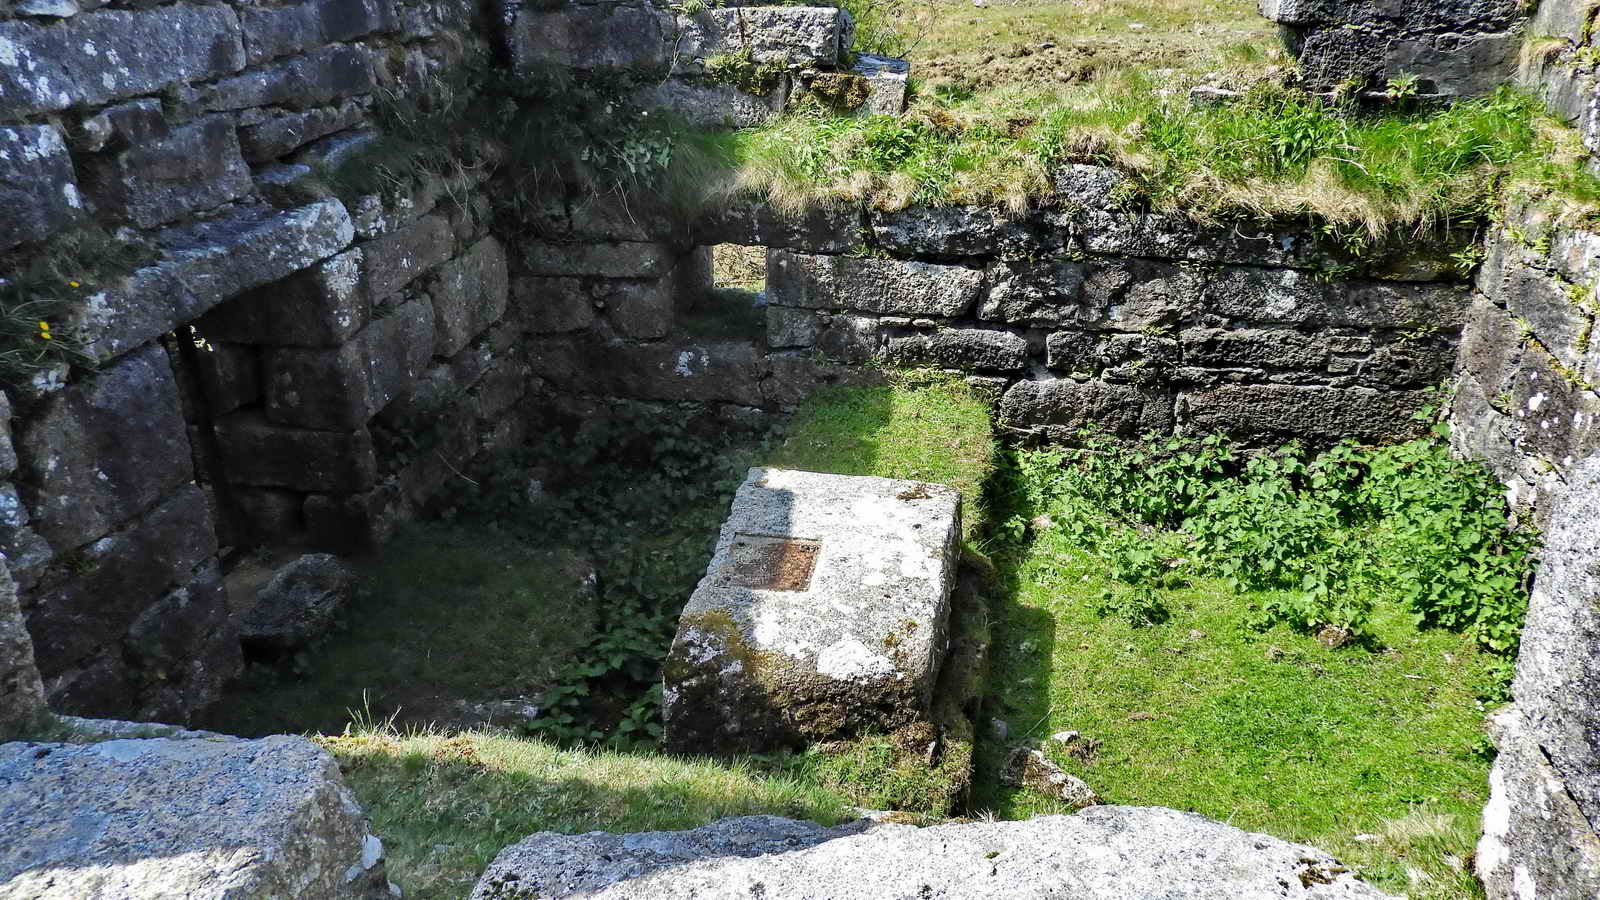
471,807,1395,899
663,468,961,754
0,733,394,898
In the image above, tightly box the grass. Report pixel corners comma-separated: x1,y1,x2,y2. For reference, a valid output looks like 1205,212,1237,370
321,727,855,900
207,526,600,737
885,0,1279,92
732,78,1599,238
313,0,1600,250
978,548,1491,898
969,436,1534,898
767,371,997,538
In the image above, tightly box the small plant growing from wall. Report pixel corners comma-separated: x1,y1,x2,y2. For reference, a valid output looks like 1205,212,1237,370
0,228,153,383
321,56,740,232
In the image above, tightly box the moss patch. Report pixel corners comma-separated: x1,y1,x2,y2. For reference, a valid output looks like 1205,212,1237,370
803,73,873,111
703,50,788,97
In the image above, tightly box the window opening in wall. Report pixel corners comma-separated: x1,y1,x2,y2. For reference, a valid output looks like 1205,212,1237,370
676,244,768,341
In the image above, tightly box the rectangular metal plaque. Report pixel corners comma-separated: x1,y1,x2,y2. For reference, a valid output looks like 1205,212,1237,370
722,534,821,591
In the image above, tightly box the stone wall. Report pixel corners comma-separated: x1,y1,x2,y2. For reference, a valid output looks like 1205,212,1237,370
1260,0,1528,95
1450,204,1600,524
0,0,885,726
1450,199,1600,900
523,166,1472,447
0,0,496,721
1520,0,1600,161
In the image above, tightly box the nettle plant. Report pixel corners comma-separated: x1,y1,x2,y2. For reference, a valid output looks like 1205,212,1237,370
1002,423,1538,673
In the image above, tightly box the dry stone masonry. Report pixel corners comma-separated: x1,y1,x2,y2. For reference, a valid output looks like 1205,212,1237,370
0,0,1597,897
1260,0,1528,96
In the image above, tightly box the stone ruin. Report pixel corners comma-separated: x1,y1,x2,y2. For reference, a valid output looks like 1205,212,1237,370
0,0,1595,895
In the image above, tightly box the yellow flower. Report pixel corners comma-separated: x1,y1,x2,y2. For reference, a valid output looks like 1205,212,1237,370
37,321,51,341
67,281,79,288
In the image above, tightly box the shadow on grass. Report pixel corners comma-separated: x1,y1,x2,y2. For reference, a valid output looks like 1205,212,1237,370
323,729,859,900
966,552,1058,818
206,525,599,738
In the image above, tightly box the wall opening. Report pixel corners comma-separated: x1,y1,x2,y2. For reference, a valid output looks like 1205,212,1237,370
676,243,768,341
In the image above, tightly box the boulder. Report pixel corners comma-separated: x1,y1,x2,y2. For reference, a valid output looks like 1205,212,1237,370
1200,267,1467,330
851,54,910,116
201,248,370,348
634,79,788,129
1177,384,1429,445
81,115,252,229
240,553,358,653
428,236,509,357
1001,747,1101,809
262,297,434,430
886,328,1030,372
1000,377,1174,439
675,7,852,71
198,45,377,113
694,202,862,253
14,343,194,550
663,468,961,754
472,808,1395,899
1473,452,1600,900
212,411,376,492
1261,0,1525,95
522,241,677,279
1477,705,1600,900
509,2,673,76
606,341,768,408
23,485,218,709
73,199,355,361
0,732,395,898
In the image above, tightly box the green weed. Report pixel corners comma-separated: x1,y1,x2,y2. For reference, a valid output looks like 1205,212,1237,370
0,227,154,380
999,433,1537,654
981,434,1527,897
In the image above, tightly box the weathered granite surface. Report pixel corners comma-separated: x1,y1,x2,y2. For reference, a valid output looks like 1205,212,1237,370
0,558,45,740
663,468,961,754
472,808,1395,899
0,733,394,898
1260,0,1526,95
1474,453,1600,900
239,553,357,653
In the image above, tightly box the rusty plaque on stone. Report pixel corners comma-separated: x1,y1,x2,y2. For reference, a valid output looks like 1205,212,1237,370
722,534,821,591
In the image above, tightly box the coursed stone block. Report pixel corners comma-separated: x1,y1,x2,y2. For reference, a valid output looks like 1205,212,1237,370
663,467,960,754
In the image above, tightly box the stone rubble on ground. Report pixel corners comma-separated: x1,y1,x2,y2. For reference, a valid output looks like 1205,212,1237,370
1001,746,1101,809
239,552,358,653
